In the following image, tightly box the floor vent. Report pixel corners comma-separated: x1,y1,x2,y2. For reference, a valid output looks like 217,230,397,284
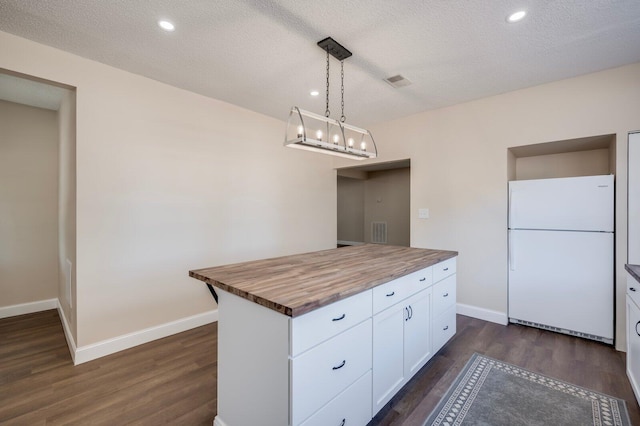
509,318,612,345
371,221,387,244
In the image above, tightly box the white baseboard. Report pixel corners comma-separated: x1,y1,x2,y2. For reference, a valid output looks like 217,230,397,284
56,301,77,364
0,298,58,319
213,416,228,426
73,310,218,365
1,298,218,365
457,303,508,325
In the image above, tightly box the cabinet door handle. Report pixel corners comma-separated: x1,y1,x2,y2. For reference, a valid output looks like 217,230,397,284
443,325,449,331
386,291,395,297
636,321,640,337
443,292,449,297
405,307,409,321
419,277,426,282
631,287,637,292
339,419,346,426
332,360,346,370
408,305,413,320
332,314,346,321
443,267,449,271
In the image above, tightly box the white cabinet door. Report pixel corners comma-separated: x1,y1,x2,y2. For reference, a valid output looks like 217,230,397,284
627,296,640,404
372,288,433,415
403,289,431,377
372,304,405,414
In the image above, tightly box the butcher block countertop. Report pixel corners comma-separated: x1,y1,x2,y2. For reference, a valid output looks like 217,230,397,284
626,264,640,283
189,244,457,317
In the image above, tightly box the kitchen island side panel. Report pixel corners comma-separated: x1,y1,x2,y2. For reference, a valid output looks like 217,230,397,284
214,289,290,426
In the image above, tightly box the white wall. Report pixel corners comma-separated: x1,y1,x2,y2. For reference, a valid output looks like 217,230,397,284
336,62,640,351
0,100,59,306
57,88,76,340
364,168,410,246
0,31,336,349
515,148,611,180
337,176,365,243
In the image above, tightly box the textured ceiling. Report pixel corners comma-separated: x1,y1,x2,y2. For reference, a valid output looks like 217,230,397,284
1,1,640,127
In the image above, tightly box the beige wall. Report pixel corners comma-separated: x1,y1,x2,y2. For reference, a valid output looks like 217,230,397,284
336,62,640,351
57,89,76,340
0,31,336,347
515,148,611,180
337,176,365,243
364,168,410,246
0,100,59,306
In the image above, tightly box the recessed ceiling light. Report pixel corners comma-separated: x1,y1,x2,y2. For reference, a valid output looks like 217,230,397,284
310,90,319,96
507,10,526,23
158,20,175,31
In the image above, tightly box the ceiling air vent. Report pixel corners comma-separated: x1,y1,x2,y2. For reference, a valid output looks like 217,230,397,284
384,74,412,88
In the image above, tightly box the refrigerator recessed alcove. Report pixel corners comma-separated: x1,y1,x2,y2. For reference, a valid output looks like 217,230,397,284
506,134,616,344
507,133,616,181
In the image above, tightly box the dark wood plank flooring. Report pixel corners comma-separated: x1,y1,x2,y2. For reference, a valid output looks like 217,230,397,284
1,310,638,425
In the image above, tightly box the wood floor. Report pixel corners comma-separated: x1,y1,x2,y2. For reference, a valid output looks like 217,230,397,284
1,310,638,425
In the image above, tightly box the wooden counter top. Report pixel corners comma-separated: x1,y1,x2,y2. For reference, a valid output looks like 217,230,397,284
626,264,640,283
189,244,457,317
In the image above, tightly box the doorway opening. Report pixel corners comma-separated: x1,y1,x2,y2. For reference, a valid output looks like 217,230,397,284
337,159,410,247
0,68,77,349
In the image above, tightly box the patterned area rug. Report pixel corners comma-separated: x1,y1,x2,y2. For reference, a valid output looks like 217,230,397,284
424,353,631,426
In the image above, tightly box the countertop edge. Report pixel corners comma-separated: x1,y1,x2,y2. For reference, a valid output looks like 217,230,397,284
626,264,640,283
190,246,458,317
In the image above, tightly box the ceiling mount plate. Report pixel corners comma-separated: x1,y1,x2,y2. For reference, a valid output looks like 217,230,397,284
317,37,352,61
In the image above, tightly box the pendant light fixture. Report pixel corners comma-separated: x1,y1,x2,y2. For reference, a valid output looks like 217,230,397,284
285,37,377,160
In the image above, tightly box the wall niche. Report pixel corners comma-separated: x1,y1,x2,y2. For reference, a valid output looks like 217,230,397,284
507,134,616,181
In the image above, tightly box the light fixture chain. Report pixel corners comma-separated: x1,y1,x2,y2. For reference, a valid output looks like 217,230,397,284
340,60,345,123
325,48,330,118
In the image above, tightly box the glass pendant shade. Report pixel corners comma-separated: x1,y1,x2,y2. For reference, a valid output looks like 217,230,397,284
285,107,377,160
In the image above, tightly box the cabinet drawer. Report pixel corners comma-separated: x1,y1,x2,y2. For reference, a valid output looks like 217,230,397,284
433,257,456,283
433,306,456,353
628,273,640,309
373,266,432,314
292,290,372,356
291,319,372,425
299,371,372,426
432,274,456,318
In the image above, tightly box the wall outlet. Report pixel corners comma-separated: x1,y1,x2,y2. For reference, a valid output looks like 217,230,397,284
418,208,429,219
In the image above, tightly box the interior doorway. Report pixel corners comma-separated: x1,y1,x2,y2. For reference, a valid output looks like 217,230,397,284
0,69,77,346
337,159,410,247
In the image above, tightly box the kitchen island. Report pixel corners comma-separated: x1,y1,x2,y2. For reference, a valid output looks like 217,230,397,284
190,244,458,426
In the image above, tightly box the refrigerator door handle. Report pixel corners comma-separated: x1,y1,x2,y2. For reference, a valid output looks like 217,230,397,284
508,188,513,227
509,231,516,271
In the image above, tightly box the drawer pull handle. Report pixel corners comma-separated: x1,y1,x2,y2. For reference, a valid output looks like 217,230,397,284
443,267,449,271
332,314,346,321
332,360,346,370
443,292,449,297
405,305,413,321
632,287,637,292
419,277,426,282
443,325,449,331
386,291,395,297
339,419,346,426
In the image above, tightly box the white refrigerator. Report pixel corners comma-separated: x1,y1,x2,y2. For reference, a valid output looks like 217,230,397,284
508,174,614,344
